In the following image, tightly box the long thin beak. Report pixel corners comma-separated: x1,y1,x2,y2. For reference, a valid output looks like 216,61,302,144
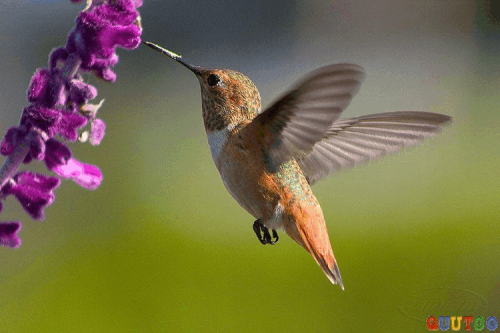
143,41,201,75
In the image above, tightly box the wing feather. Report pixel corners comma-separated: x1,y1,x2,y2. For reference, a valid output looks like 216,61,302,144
244,64,366,172
296,111,452,185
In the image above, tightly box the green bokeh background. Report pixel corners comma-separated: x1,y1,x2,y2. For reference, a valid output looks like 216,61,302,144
1,0,499,331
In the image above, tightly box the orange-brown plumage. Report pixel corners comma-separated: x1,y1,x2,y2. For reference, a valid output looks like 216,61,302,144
216,125,343,288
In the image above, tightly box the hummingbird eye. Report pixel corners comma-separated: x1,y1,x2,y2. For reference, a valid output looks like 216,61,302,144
207,74,221,87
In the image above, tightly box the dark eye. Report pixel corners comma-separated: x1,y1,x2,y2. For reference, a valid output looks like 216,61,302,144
207,74,220,87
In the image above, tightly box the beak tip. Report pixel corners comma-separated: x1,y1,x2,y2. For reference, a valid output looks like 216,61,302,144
143,41,200,75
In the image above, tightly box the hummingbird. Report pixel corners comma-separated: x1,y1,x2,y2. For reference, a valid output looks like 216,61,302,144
144,41,451,289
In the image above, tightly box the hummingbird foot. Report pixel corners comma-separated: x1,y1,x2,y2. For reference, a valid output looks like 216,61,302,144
253,220,279,245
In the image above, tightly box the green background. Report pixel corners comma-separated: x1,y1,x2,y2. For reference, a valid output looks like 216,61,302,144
1,0,499,331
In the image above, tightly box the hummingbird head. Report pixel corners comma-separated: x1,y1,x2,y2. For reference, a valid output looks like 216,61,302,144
144,41,261,131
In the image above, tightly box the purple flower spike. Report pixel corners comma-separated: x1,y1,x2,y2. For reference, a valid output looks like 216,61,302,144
89,119,106,146
0,222,22,248
3,172,60,220
0,0,142,248
53,158,102,190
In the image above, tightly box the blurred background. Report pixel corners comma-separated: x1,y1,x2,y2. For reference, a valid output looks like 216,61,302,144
1,0,499,331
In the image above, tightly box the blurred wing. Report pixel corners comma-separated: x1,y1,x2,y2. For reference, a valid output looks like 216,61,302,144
244,64,365,173
296,111,452,185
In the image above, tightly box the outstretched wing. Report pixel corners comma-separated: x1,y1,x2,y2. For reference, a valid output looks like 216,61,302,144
243,64,366,173
296,111,452,185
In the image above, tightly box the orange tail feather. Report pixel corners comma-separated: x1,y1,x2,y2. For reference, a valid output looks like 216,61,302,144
283,214,344,290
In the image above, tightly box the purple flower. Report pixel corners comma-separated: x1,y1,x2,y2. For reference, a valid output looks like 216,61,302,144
0,0,142,248
24,130,47,162
0,222,22,249
58,111,88,142
2,172,60,220
2,128,52,165
53,158,102,190
27,68,51,104
1,127,26,157
65,0,142,82
22,105,61,139
89,119,106,146
44,139,72,171
69,79,98,106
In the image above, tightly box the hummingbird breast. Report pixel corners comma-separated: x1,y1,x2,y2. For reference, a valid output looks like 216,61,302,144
208,124,320,228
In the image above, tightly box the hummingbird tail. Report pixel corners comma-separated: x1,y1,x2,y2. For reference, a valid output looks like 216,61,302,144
283,215,344,290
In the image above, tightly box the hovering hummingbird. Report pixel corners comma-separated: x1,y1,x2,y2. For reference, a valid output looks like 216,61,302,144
144,41,451,289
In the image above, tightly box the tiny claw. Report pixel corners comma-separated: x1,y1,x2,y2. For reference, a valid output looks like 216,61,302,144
270,229,279,244
262,227,273,244
253,220,267,245
252,220,279,245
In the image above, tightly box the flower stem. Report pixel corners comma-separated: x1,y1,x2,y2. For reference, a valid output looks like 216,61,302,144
0,142,30,188
62,53,82,80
